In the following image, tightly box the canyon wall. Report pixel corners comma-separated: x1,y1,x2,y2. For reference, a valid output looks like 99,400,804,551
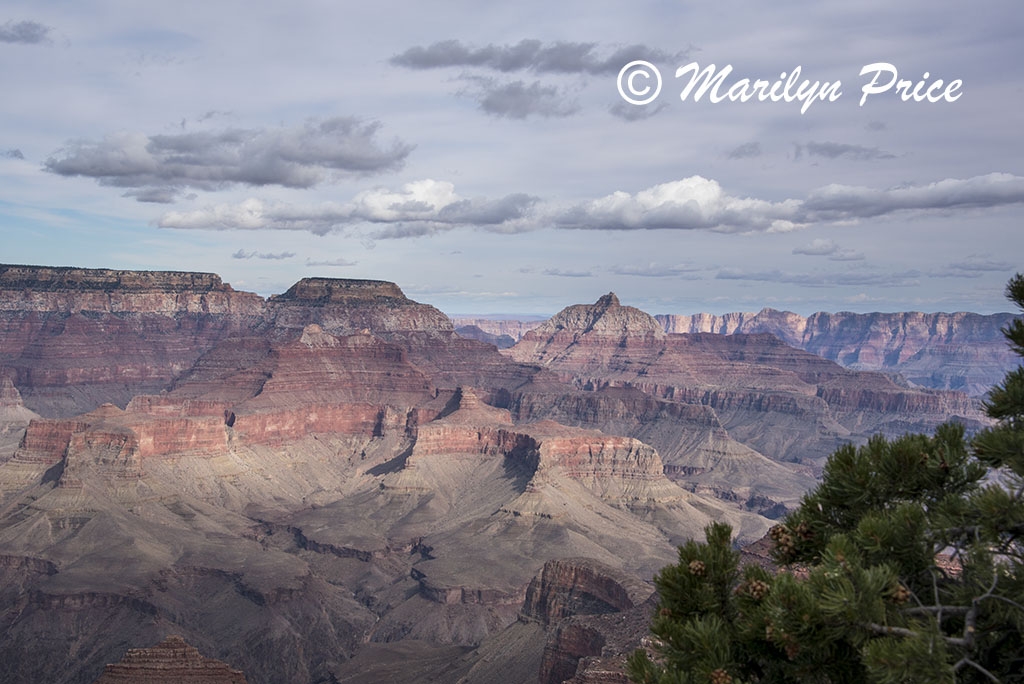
657,308,1018,396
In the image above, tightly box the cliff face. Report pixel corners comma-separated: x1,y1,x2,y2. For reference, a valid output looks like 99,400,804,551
0,264,264,315
657,308,1018,396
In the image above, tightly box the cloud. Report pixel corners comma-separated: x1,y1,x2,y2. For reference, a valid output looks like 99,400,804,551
792,238,864,261
46,117,413,202
608,101,668,122
392,39,683,75
716,268,920,288
2,148,24,160
542,268,593,278
931,255,1014,278
726,142,761,159
305,257,357,267
231,249,295,260
557,173,1024,233
0,20,50,44
160,173,1024,239
555,176,802,233
459,78,579,119
865,121,886,132
798,141,896,161
158,179,538,236
800,173,1024,221
609,263,704,277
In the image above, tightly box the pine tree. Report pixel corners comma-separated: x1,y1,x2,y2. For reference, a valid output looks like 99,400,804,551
629,275,1024,684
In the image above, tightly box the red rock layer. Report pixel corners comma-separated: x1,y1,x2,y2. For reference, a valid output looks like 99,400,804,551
93,635,248,684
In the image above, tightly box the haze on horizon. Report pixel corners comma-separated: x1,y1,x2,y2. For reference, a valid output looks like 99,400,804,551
0,0,1021,316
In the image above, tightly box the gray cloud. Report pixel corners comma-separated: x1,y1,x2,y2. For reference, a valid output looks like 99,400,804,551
799,141,896,161
727,142,761,160
865,121,887,132
608,101,667,122
792,238,865,261
542,268,593,278
556,173,1024,233
717,268,921,288
46,117,413,202
392,39,683,75
0,20,50,44
159,179,537,236
609,263,704,277
231,249,295,260
930,255,1015,278
2,148,24,160
306,257,357,267
460,78,579,119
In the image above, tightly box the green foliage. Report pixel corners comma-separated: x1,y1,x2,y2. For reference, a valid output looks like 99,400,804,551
629,274,1024,684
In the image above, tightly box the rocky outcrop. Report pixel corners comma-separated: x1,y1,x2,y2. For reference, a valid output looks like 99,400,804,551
657,308,1018,396
525,293,665,341
522,558,651,626
93,635,248,684
519,558,653,684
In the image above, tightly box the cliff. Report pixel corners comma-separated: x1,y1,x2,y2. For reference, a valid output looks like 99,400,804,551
657,308,1018,396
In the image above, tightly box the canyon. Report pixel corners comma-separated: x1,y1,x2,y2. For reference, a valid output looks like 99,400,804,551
0,264,998,684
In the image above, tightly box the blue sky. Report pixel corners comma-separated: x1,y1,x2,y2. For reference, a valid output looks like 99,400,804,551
1,0,1022,315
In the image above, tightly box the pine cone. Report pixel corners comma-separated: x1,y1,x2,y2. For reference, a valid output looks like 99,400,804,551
689,559,707,576
709,668,732,684
747,579,770,600
891,584,910,604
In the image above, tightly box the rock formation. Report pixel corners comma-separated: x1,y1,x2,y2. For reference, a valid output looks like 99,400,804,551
450,317,545,342
93,635,248,683
657,308,1018,396
455,324,517,349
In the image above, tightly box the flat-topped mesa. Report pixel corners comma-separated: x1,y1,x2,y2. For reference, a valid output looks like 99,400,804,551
267,277,454,334
0,264,265,315
93,634,248,684
272,277,408,304
525,292,665,339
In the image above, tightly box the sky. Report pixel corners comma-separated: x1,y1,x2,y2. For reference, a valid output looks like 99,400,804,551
1,0,1022,316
